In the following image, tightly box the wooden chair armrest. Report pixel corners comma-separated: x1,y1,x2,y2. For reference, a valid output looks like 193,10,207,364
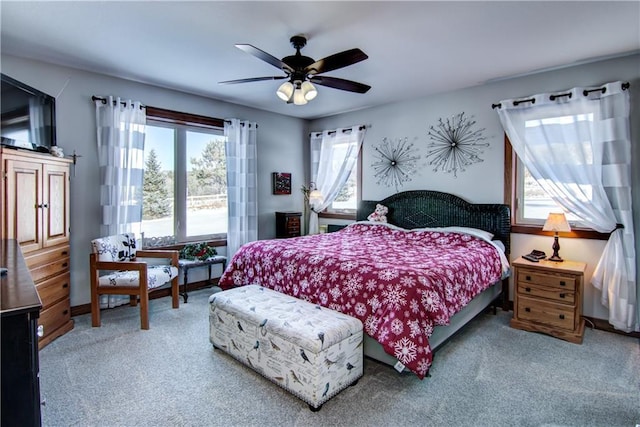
135,249,179,267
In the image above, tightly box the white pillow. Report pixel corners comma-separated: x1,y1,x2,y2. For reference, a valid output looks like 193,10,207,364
438,226,494,242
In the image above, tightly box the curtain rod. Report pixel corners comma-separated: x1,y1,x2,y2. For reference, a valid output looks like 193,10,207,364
309,125,367,137
91,95,145,109
491,81,630,109
224,120,258,128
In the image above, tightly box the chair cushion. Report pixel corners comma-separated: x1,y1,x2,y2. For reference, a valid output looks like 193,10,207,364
91,233,138,262
98,265,178,289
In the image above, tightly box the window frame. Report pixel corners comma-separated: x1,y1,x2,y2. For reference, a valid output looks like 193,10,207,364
144,106,227,247
503,134,611,240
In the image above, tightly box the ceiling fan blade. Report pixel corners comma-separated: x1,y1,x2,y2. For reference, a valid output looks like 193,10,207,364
305,48,368,75
235,44,295,73
219,76,287,85
310,76,371,93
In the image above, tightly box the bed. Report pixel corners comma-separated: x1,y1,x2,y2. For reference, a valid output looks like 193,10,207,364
219,190,511,379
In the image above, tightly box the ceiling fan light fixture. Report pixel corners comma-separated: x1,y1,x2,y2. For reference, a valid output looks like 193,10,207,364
301,80,318,101
276,81,294,101
293,87,308,105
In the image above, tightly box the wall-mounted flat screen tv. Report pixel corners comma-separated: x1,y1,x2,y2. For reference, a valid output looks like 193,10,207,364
1,73,56,152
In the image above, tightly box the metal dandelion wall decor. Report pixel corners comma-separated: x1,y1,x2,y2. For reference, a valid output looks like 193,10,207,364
425,112,488,178
371,137,421,192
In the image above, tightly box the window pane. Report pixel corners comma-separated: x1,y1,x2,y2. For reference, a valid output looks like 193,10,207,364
330,162,357,211
186,130,227,237
142,125,174,238
328,142,358,212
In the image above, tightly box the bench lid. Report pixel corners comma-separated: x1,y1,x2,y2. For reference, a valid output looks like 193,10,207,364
209,285,362,353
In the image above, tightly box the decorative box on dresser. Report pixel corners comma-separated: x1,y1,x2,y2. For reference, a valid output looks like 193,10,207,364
1,147,73,349
275,211,302,238
510,256,587,344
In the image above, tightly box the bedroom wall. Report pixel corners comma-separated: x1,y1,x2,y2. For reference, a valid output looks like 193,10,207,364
310,53,640,323
1,54,309,307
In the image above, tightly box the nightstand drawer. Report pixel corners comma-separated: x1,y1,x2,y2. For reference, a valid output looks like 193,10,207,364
516,282,575,304
517,295,576,330
517,269,576,292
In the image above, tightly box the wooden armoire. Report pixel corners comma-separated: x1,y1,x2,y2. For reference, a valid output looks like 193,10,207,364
1,147,74,348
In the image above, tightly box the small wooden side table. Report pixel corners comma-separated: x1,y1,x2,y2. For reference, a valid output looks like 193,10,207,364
510,257,586,344
178,255,227,303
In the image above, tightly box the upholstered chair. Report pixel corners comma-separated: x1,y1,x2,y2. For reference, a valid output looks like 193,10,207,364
90,233,179,329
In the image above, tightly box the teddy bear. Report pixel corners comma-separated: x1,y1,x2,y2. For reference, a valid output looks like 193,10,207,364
367,203,388,223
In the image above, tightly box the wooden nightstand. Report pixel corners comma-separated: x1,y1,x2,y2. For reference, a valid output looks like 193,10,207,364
510,257,587,344
275,211,302,238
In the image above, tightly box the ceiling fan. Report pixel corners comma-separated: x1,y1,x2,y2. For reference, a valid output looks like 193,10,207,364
219,35,371,105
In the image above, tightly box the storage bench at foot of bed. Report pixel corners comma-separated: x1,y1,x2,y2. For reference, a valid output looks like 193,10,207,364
209,285,363,410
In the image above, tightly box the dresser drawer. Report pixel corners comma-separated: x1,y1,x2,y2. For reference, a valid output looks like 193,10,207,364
516,282,575,304
287,217,300,226
25,244,70,269
516,295,576,330
36,272,71,309
38,298,71,337
30,257,70,282
517,269,576,292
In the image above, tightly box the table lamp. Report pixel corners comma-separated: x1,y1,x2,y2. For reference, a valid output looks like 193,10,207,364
542,212,571,262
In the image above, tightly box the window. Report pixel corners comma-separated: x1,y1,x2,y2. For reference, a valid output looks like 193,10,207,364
325,146,360,214
142,107,227,244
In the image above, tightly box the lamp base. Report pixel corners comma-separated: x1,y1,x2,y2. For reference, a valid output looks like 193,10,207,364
549,234,564,262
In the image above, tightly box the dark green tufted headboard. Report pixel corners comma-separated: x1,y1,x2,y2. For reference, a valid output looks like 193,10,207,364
357,190,511,254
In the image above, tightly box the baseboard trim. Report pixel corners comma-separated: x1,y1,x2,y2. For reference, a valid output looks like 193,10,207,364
70,280,219,317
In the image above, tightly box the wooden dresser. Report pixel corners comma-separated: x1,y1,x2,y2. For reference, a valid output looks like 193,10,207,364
1,239,43,426
275,211,302,238
1,147,73,348
510,256,586,344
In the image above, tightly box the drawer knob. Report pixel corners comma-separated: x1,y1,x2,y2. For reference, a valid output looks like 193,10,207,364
63,283,69,289
559,314,565,320
62,251,68,255
560,281,566,286
525,307,531,312
559,293,565,298
62,262,68,268
525,287,531,292
37,325,44,337
63,309,69,316
525,275,532,281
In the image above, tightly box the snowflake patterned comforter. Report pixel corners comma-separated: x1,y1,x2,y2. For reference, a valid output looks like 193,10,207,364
218,222,506,378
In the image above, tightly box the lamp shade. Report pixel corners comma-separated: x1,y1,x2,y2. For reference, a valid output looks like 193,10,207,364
301,81,318,101
293,88,307,105
542,213,571,233
308,189,323,204
276,82,294,101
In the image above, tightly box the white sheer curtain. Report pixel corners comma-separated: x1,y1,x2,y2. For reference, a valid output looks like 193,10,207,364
94,96,146,308
496,81,637,332
224,119,258,259
308,125,366,234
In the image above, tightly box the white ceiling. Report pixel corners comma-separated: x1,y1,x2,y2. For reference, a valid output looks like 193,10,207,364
1,1,639,120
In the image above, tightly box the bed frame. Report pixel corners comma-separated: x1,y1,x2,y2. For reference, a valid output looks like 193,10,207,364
357,190,511,371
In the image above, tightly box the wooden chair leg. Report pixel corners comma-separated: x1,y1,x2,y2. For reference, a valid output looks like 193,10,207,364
171,276,179,309
90,255,101,327
91,290,101,327
140,290,149,330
